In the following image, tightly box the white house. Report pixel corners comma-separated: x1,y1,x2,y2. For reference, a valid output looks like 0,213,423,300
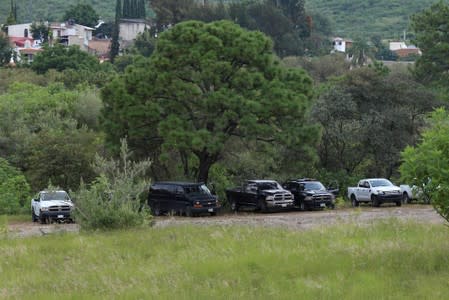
332,37,353,53
389,41,408,51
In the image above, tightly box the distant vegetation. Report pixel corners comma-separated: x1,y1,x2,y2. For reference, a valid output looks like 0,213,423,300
0,0,442,38
306,0,440,38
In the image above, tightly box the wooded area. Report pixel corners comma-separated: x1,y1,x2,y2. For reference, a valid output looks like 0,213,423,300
1,0,449,226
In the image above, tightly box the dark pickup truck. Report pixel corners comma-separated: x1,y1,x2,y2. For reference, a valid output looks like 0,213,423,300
226,180,294,212
283,178,337,210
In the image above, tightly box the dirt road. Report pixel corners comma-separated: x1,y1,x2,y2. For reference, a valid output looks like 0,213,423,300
5,205,445,238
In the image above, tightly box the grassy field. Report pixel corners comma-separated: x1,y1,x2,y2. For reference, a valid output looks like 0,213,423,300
1,219,448,299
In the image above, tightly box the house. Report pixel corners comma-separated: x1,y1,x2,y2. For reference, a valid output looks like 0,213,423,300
332,37,353,53
49,21,94,51
389,41,421,59
119,18,150,41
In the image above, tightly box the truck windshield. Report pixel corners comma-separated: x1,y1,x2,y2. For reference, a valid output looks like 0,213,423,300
257,181,281,190
184,184,211,195
370,179,393,187
303,182,326,191
41,191,70,201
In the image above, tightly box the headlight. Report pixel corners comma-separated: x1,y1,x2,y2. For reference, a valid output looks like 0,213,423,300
266,195,274,201
40,207,49,211
304,196,313,201
376,191,385,195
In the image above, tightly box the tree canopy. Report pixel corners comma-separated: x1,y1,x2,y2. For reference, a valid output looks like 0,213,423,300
410,2,449,86
101,20,317,183
63,3,100,28
31,44,100,74
400,108,449,223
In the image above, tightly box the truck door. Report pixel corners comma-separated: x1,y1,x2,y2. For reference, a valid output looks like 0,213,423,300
358,181,370,201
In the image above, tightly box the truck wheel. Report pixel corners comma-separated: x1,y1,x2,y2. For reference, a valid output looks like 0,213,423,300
402,193,409,204
32,210,37,222
39,216,47,224
185,206,193,217
371,195,380,207
259,200,268,213
351,195,359,207
230,198,238,212
152,206,161,216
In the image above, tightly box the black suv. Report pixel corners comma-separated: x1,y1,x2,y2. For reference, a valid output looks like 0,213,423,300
148,182,220,216
283,179,337,210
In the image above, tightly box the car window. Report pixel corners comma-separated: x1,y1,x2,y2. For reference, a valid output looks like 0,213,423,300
303,182,326,191
184,184,211,195
41,191,70,201
370,179,393,187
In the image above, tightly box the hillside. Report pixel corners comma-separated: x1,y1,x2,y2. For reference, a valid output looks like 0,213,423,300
0,0,442,39
306,0,440,39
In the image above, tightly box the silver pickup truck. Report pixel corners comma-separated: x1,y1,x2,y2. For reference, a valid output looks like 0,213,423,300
348,178,402,207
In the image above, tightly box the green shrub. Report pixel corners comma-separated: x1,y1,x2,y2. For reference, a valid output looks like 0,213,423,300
73,139,152,230
0,158,31,214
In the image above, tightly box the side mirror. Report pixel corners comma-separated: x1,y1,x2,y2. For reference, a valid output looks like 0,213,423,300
33,198,40,202
328,188,339,196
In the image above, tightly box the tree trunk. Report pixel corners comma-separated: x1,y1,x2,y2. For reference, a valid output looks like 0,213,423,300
195,150,219,184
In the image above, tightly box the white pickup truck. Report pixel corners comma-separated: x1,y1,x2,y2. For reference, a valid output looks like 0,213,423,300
31,190,74,224
347,178,402,207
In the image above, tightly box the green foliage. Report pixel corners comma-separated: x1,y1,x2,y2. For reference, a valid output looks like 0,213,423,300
410,1,449,86
63,3,99,27
101,20,317,183
0,82,103,190
30,22,50,43
400,108,449,223
110,0,122,63
122,0,146,19
0,32,12,66
0,68,60,93
31,44,100,74
73,139,152,231
313,67,439,178
0,158,31,214
306,0,440,38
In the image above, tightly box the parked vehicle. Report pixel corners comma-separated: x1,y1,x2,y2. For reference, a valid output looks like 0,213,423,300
226,180,294,212
31,190,74,224
282,178,336,210
400,184,419,203
348,178,402,207
148,182,220,216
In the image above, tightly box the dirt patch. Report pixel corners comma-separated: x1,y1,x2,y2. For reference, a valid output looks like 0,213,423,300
5,205,445,238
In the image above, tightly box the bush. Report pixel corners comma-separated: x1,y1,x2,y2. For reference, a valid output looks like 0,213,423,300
0,158,31,214
73,139,152,230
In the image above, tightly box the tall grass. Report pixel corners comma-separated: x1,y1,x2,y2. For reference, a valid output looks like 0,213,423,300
1,220,448,299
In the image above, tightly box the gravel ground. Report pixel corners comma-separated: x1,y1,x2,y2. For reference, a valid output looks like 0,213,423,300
5,205,445,238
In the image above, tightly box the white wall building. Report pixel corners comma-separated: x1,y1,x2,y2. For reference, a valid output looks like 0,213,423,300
119,18,150,41
332,37,353,53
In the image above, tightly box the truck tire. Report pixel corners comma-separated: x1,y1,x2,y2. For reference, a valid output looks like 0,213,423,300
230,197,238,212
39,216,47,224
32,209,37,222
402,192,409,204
185,205,193,217
351,195,359,207
371,195,380,207
259,199,268,213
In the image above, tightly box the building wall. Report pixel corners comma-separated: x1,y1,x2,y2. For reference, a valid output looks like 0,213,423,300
7,23,32,37
119,22,148,41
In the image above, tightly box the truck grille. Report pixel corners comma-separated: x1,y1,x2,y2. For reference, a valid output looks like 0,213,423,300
48,205,71,212
312,195,332,202
274,193,293,201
